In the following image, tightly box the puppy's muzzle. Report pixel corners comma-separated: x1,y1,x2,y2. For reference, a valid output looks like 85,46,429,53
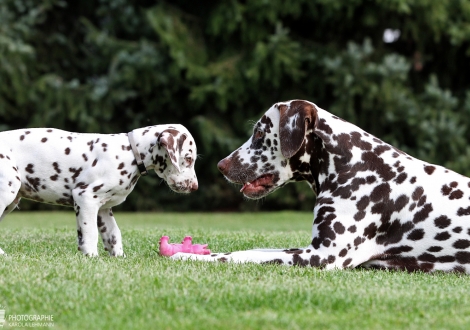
168,179,198,193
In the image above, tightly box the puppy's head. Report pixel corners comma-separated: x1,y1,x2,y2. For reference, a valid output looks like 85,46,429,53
218,100,318,199
153,125,198,194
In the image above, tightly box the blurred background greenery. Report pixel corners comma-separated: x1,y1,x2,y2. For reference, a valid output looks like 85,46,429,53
1,0,470,212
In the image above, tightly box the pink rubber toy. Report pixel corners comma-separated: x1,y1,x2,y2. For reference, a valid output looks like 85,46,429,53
159,236,211,257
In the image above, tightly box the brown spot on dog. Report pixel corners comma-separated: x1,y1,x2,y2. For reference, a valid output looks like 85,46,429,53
413,204,433,223
407,229,424,241
385,245,413,254
434,216,451,229
68,167,82,183
453,239,470,249
93,184,104,192
356,196,370,211
417,195,427,207
363,222,377,239
25,164,34,174
434,231,451,241
343,258,352,267
333,222,345,234
449,190,464,200
412,187,424,201
456,252,470,264
427,246,442,252
395,172,407,184
370,183,391,202
424,166,435,175
453,227,463,233
441,184,452,196
53,162,61,173
373,145,391,155
418,253,437,263
376,220,414,246
457,207,470,216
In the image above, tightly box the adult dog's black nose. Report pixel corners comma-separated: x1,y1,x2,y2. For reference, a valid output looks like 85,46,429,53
217,158,230,175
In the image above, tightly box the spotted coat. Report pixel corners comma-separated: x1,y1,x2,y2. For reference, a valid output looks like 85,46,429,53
0,124,198,256
173,100,470,273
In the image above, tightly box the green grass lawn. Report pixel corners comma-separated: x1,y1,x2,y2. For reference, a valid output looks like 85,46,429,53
1,211,469,330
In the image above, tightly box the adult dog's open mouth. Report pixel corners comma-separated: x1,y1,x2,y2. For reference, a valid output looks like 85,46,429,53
239,174,275,198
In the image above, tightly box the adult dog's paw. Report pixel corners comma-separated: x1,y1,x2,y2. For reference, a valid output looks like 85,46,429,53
170,252,214,261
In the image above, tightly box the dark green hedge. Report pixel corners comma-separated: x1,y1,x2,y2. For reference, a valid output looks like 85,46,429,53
2,0,470,212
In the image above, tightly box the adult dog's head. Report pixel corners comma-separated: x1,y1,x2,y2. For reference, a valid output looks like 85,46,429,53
218,100,321,199
153,124,198,194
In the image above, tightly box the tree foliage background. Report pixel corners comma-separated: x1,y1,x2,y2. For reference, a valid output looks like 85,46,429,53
1,0,470,212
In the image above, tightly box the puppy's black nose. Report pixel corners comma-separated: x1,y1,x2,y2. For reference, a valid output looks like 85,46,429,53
217,158,230,174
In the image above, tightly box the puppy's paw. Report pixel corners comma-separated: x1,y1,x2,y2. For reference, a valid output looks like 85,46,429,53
78,246,99,257
109,250,125,257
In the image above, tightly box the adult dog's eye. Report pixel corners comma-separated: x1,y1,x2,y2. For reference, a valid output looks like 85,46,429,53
254,130,265,140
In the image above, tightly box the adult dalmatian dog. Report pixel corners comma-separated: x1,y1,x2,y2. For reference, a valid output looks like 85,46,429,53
173,100,470,273
0,124,198,256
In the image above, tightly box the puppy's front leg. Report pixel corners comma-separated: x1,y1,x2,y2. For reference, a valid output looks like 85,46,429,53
73,191,100,256
97,208,124,257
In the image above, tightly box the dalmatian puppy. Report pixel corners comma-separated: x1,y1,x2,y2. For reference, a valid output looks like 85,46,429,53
173,100,470,273
0,124,198,256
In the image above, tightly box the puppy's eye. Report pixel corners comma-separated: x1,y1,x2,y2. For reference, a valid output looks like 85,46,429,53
185,156,193,165
254,130,264,140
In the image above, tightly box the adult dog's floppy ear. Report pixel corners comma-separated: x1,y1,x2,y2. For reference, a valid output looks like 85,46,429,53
158,130,181,173
279,100,317,158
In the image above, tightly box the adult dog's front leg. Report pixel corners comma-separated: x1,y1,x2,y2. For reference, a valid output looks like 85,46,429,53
73,193,100,256
97,208,124,257
171,247,336,267
171,250,292,264
171,246,368,269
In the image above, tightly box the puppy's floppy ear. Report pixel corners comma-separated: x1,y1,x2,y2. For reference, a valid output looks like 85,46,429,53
279,100,317,158
158,129,181,173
